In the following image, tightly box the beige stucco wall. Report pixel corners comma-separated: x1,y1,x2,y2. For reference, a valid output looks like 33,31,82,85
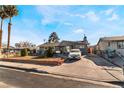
109,42,117,49
98,41,118,51
98,40,124,56
98,41,108,51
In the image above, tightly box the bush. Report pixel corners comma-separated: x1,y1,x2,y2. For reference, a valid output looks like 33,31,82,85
37,47,54,58
46,47,54,57
21,48,28,56
16,51,21,57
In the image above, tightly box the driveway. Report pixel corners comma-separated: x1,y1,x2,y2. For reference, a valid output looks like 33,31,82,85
45,55,123,82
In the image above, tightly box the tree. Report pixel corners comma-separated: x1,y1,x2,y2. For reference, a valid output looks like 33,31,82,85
0,5,8,49
3,5,18,49
15,41,36,49
48,32,60,43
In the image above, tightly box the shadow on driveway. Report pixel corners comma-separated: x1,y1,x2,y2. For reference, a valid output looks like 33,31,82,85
83,54,118,68
108,81,124,88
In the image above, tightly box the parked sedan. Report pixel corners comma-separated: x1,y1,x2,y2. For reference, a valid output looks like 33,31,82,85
68,49,81,60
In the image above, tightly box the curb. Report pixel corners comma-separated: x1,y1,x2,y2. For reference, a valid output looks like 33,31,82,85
0,64,49,74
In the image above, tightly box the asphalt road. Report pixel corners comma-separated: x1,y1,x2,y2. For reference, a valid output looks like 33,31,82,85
0,67,119,88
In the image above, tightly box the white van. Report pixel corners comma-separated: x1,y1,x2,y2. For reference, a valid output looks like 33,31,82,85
68,49,81,60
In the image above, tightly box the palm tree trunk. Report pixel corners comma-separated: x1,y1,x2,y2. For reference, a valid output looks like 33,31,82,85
7,17,12,49
0,19,3,49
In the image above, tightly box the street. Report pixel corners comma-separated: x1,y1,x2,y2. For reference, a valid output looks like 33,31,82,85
0,67,120,88
0,54,124,87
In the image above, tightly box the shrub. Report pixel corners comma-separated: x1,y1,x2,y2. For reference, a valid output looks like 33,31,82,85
21,48,28,56
46,47,54,57
16,51,21,57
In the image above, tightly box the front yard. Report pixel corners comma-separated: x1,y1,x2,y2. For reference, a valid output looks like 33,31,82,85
0,56,65,66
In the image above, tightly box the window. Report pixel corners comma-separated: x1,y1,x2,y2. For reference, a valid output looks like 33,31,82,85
108,42,110,46
117,41,124,49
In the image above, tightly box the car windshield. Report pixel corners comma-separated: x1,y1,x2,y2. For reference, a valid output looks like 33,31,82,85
70,50,80,52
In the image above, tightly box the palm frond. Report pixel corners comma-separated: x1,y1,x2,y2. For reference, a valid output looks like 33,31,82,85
0,5,8,19
3,5,18,18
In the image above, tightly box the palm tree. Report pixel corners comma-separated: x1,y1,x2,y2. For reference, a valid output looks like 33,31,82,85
3,5,18,49
0,5,8,49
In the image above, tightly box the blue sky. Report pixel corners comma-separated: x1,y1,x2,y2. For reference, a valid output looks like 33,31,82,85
1,5,124,46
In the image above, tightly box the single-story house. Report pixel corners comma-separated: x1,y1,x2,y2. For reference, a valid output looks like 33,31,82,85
58,40,88,53
96,35,124,56
38,40,89,55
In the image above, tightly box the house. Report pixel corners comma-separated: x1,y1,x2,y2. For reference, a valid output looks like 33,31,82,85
15,42,37,55
96,35,124,56
38,35,89,55
58,40,88,54
37,35,89,54
37,42,60,54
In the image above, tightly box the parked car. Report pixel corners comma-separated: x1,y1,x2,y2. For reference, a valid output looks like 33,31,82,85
68,49,81,60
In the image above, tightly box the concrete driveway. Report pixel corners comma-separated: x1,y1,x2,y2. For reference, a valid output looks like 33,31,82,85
43,55,123,82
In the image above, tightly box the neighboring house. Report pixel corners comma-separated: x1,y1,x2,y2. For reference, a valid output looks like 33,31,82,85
96,36,124,55
38,40,89,55
58,40,88,53
1,44,15,52
38,35,89,55
37,42,59,55
15,41,37,55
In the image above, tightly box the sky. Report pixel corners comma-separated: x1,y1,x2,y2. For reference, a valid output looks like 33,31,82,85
1,5,124,46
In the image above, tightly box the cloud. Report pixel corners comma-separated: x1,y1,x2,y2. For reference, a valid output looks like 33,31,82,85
67,11,100,22
100,8,119,21
103,8,114,15
36,6,69,25
85,11,100,22
36,6,56,25
63,22,73,26
107,13,119,21
73,29,85,34
74,14,85,18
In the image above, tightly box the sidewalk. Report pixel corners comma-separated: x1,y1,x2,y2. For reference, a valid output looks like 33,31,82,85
0,55,124,82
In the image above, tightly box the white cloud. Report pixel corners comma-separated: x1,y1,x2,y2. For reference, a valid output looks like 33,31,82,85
36,6,69,25
36,6,57,25
85,11,100,22
74,14,85,18
104,8,114,15
101,8,119,21
107,13,119,21
68,11,99,22
73,29,85,34
63,22,73,26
